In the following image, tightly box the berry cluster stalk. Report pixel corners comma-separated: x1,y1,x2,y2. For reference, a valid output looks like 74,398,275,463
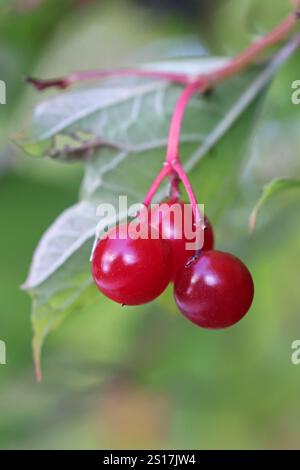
142,11,300,232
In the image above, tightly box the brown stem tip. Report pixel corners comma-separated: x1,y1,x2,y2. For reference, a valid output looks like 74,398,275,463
26,76,70,91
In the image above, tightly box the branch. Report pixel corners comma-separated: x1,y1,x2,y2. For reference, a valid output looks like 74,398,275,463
26,68,190,91
207,11,300,86
27,12,299,93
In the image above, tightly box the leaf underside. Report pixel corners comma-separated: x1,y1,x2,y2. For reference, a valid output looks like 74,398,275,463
17,50,297,377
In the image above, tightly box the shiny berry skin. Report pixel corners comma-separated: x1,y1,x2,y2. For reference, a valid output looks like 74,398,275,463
92,223,171,306
174,250,254,329
150,201,214,280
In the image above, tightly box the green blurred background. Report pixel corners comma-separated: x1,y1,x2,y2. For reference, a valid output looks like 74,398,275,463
1,0,300,450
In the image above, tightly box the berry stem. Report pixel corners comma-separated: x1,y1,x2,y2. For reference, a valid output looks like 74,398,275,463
163,83,207,228
169,174,181,202
166,82,206,164
172,162,201,232
143,165,171,207
142,81,208,211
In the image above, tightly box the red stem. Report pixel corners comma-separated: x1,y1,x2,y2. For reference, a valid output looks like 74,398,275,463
26,68,189,91
142,11,300,227
142,83,204,224
143,165,171,207
208,12,300,85
27,12,299,92
163,82,208,228
173,162,200,229
166,81,208,164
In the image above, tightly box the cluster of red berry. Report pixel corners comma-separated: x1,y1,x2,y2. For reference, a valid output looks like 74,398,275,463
92,201,254,329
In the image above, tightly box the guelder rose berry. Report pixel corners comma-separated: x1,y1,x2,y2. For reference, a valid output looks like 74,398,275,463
174,250,254,329
150,201,214,280
92,223,171,306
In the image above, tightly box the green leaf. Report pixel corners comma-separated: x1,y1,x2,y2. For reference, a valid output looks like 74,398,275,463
30,241,97,381
17,40,299,377
22,201,97,289
249,178,300,234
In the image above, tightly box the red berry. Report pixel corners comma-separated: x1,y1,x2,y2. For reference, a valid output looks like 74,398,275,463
174,250,254,329
150,201,214,280
92,223,171,305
